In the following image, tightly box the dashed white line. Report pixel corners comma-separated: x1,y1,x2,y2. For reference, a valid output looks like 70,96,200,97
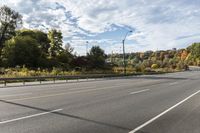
129,89,200,133
0,109,63,124
129,89,150,95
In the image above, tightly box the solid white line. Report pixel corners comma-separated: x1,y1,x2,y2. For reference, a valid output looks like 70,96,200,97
130,89,150,95
169,82,178,85
129,89,200,133
68,86,95,91
0,93,32,98
0,109,63,124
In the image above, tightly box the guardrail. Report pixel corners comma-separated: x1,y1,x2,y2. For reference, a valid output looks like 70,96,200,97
189,66,200,71
0,74,128,87
0,72,167,87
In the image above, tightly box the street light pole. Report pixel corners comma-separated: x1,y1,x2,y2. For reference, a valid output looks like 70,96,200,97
122,39,126,75
122,30,132,75
86,41,89,55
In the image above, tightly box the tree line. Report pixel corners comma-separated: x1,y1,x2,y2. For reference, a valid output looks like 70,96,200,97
108,43,200,72
0,6,107,71
0,5,199,74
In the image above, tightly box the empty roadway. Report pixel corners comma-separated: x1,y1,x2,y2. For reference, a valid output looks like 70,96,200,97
0,71,200,133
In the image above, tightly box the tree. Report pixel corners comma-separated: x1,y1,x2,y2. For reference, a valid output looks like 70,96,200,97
181,50,188,60
188,43,200,58
64,43,74,54
187,43,200,66
56,50,74,70
48,29,63,58
0,6,22,49
17,29,50,55
1,36,41,67
72,56,89,70
87,46,106,69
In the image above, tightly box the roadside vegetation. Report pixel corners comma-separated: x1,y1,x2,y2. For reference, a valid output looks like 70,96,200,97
108,42,200,73
0,6,199,78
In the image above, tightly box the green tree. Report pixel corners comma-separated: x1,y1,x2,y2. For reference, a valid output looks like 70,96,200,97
87,46,106,69
1,36,41,67
188,43,200,58
187,43,200,66
72,56,89,70
17,29,50,55
0,6,22,49
48,29,63,58
56,44,74,70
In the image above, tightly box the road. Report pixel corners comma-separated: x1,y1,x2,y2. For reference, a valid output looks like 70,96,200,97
0,71,200,133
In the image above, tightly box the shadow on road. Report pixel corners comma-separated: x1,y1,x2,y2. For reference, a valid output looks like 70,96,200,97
0,99,131,131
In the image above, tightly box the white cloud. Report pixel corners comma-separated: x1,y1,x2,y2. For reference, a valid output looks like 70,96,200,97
1,0,200,55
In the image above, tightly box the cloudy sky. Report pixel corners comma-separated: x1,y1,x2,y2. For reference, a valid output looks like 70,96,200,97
1,0,200,55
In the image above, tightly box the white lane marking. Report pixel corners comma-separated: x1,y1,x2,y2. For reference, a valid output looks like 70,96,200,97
130,89,150,95
129,89,200,133
68,86,95,91
169,82,178,85
0,93,32,98
4,80,167,102
0,109,63,124
6,85,127,102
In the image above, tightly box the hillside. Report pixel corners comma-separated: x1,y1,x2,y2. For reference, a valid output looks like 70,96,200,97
107,43,200,72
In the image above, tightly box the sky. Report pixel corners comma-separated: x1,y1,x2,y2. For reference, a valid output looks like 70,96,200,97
1,0,200,55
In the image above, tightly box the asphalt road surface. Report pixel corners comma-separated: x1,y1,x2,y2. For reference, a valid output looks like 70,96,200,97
0,71,200,133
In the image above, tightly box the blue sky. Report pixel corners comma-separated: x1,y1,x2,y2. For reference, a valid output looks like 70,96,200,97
1,0,200,55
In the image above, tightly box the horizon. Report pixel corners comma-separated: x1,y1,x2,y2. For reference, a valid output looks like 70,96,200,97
1,0,200,55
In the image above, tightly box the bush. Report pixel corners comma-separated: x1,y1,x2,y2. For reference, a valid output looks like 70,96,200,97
151,64,159,69
2,36,41,67
135,64,145,72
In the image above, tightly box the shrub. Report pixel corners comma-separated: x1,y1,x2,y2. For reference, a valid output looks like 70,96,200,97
151,64,159,69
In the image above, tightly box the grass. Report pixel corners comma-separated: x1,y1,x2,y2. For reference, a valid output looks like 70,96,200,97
0,66,182,79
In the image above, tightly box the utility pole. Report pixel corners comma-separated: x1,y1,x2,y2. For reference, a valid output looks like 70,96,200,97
86,41,88,55
122,30,132,75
